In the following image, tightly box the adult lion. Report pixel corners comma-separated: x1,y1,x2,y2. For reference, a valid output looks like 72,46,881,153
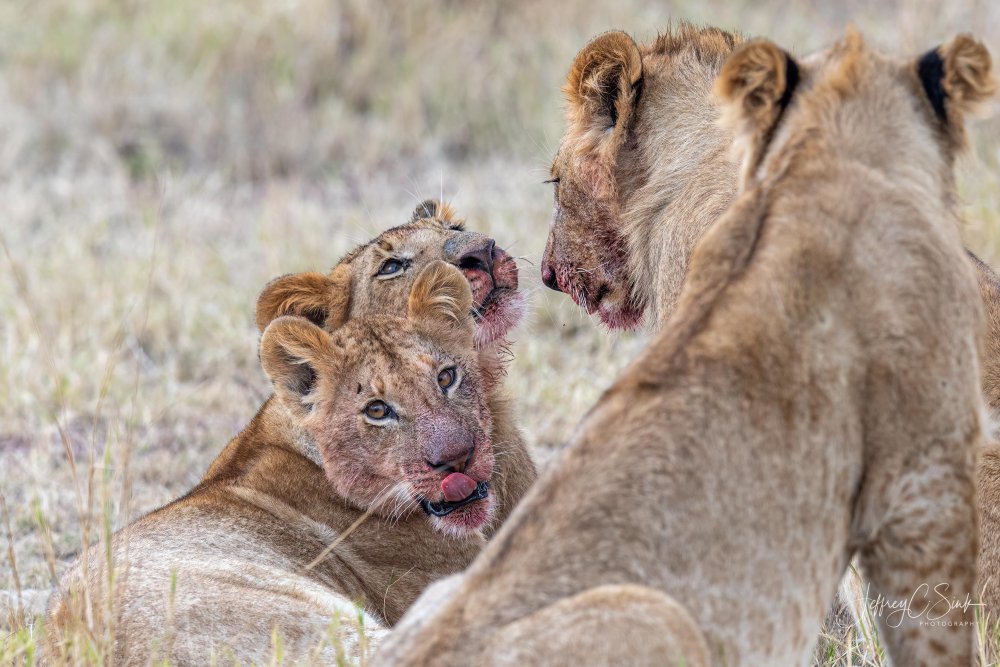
378,30,991,666
541,22,1000,614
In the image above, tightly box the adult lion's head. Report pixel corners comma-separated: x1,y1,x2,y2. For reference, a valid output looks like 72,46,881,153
541,25,745,329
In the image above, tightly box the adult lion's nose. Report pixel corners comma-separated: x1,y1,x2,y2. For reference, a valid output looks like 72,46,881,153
541,239,562,292
541,262,560,292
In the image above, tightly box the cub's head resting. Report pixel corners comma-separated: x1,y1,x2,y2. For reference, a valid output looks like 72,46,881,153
260,261,496,537
256,200,525,348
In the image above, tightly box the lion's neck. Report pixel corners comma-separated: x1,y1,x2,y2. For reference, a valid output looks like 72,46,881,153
285,414,326,468
201,396,325,484
623,136,738,330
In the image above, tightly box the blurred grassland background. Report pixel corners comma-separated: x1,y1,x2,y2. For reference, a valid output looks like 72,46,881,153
1,0,999,664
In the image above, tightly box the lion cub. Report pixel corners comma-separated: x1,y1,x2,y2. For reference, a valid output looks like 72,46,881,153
377,31,991,667
47,262,499,665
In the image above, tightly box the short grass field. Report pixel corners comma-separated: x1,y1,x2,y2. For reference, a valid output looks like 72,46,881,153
2,0,999,664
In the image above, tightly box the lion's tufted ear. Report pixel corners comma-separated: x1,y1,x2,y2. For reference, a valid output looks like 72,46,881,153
715,39,799,186
255,263,352,334
917,34,996,142
407,260,474,347
565,31,643,140
410,199,465,230
260,316,335,419
716,39,798,134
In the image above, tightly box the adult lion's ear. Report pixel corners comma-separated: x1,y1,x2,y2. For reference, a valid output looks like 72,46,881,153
565,31,643,139
407,260,474,346
410,199,464,230
917,34,996,138
255,263,352,333
260,316,334,419
716,38,798,134
716,39,799,186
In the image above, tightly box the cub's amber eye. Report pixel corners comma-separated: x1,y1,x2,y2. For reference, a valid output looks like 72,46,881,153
377,258,405,276
364,400,392,420
437,367,457,390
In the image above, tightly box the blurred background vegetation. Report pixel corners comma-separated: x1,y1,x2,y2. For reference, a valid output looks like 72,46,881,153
1,1,998,664
2,0,996,180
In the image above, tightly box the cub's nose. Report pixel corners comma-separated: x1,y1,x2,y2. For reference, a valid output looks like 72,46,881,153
541,263,561,292
427,444,474,473
458,239,496,275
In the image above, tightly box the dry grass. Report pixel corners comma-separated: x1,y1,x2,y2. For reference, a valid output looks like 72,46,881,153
1,0,999,664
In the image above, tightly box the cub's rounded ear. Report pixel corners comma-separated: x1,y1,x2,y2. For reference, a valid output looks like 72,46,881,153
410,199,464,230
260,316,334,418
716,39,799,131
918,34,996,124
407,260,474,345
255,263,352,333
410,199,440,222
565,31,643,136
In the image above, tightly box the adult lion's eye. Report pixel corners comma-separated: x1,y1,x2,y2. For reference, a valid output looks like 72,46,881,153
377,258,405,276
364,400,393,421
437,367,458,391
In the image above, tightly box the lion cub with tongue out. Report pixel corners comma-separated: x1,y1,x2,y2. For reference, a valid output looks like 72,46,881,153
47,261,499,665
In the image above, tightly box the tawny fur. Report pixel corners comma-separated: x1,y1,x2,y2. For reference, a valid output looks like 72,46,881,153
377,32,986,667
45,205,537,664
545,22,1000,623
973,249,1000,613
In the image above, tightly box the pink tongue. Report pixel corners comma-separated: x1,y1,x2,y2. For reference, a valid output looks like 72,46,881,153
441,472,477,502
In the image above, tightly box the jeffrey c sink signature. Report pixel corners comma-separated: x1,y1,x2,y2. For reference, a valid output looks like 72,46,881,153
864,582,984,628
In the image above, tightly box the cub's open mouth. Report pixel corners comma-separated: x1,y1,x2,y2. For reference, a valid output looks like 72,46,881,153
420,481,490,517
